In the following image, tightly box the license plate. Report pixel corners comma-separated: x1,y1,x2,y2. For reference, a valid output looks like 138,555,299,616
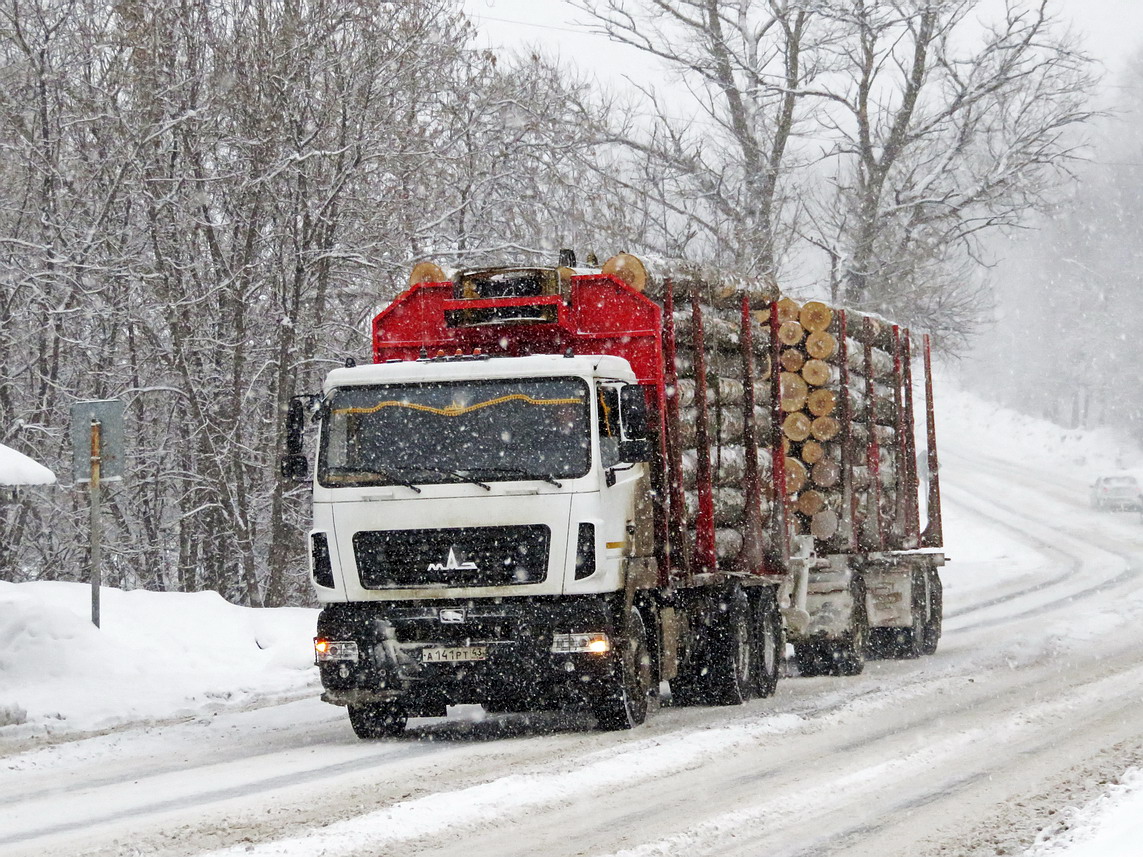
421,645,488,663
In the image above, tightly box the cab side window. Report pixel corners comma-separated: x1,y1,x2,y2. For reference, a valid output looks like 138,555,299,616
597,385,621,469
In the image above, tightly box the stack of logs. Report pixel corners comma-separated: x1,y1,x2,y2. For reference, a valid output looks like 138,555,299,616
669,289,914,564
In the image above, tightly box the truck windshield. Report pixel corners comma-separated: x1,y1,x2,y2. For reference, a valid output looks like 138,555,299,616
319,377,591,487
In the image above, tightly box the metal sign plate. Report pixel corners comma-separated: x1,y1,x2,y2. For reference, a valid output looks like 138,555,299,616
70,399,125,483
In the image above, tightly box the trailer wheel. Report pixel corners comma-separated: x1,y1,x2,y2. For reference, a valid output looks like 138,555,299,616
887,570,926,659
755,591,782,697
592,607,652,730
921,570,943,656
347,702,407,739
794,642,829,677
830,575,868,676
706,588,755,705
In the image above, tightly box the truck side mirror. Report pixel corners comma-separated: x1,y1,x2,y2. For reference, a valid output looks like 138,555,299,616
280,396,311,482
280,454,309,481
618,438,652,462
619,384,649,440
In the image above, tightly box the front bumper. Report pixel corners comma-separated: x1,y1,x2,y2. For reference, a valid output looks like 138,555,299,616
315,595,625,713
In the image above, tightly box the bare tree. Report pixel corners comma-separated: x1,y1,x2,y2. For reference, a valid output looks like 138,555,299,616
806,0,1097,341
574,0,823,276
576,0,1098,343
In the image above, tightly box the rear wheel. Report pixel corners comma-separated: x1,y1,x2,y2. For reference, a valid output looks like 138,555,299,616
830,574,868,676
794,642,829,677
592,607,652,730
755,591,782,697
347,702,407,739
921,570,943,656
888,570,926,659
706,588,755,706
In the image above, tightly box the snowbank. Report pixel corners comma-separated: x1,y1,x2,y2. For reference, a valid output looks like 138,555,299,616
937,374,1143,483
0,581,318,739
1025,769,1143,856
0,442,55,486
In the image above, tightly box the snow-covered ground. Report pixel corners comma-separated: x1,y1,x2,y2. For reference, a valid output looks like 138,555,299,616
0,583,317,739
2,378,1143,856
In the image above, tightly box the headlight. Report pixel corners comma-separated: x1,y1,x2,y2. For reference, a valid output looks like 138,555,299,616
551,632,611,655
314,638,359,662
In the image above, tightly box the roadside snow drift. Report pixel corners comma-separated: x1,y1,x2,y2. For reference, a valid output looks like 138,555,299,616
0,581,318,738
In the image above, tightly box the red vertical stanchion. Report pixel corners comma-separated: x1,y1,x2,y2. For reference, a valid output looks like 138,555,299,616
838,311,858,553
863,317,884,551
891,326,907,549
690,291,717,574
737,296,766,573
901,331,921,547
662,284,690,582
921,334,944,548
768,301,790,565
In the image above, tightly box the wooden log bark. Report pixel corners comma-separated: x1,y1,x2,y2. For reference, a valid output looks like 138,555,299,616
806,330,838,360
807,388,837,417
783,412,813,442
811,415,841,441
780,348,805,372
799,301,833,332
780,372,809,412
802,358,834,387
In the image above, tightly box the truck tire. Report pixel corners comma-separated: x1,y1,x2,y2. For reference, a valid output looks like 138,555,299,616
888,570,926,659
592,607,652,730
794,642,829,677
921,570,943,656
830,575,868,676
347,702,407,739
755,591,782,697
706,588,755,705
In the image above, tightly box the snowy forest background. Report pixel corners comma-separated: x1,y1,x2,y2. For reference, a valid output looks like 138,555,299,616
0,0,1137,606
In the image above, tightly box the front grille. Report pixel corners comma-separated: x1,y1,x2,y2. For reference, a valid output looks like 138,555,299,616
354,525,550,589
394,617,517,644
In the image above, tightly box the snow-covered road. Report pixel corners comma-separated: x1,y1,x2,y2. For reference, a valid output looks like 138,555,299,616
4,390,1143,857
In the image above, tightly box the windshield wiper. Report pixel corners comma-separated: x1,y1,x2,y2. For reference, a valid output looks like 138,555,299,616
466,466,563,488
386,464,491,491
327,467,422,493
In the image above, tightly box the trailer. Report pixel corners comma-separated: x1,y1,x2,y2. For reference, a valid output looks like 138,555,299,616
282,253,945,736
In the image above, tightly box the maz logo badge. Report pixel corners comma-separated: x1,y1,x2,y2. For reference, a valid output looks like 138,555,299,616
439,608,466,624
428,546,479,573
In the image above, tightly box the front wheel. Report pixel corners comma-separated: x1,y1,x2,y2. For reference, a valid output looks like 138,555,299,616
592,607,652,730
347,701,407,739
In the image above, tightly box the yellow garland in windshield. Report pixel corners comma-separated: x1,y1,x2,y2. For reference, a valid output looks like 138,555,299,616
333,393,583,418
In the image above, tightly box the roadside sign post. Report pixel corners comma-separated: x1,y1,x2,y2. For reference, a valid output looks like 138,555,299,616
71,400,124,629
89,421,102,627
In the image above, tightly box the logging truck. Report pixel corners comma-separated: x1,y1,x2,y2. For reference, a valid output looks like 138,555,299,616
281,253,946,737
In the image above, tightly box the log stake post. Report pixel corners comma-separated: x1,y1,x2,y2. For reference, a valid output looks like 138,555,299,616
662,284,690,583
738,296,766,573
901,331,922,546
838,311,857,553
863,317,884,551
690,291,717,575
768,301,790,566
891,326,908,549
921,334,944,548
